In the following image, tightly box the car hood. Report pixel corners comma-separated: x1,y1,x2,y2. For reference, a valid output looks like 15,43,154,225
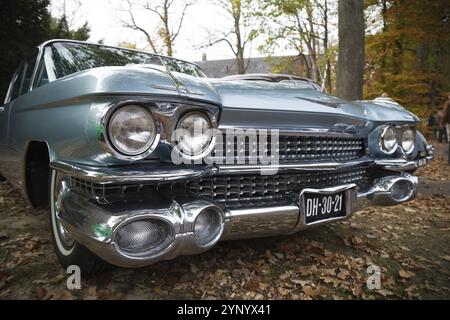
171,73,419,126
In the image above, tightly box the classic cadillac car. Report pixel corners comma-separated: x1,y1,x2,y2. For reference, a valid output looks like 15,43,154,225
0,40,434,273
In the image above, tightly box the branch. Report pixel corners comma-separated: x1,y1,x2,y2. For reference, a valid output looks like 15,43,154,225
121,0,158,53
171,1,193,42
142,1,165,21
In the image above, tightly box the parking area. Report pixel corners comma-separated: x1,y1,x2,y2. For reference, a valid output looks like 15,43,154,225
0,143,449,300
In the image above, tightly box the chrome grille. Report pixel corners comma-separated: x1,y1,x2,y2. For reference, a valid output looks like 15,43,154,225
68,167,369,208
182,167,368,204
211,134,365,164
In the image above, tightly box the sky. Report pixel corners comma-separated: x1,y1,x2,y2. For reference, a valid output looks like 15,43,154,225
50,0,298,63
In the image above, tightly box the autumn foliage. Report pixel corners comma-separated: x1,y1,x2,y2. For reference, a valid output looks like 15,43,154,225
365,0,450,117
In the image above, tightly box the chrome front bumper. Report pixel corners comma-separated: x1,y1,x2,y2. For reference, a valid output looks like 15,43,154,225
53,161,422,267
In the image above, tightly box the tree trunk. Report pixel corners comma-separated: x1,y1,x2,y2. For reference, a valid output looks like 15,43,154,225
336,0,365,100
236,49,245,74
234,2,245,74
380,0,387,86
323,0,332,93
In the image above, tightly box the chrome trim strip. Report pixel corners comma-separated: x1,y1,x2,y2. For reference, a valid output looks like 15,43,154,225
217,160,372,174
50,161,217,185
222,205,299,240
217,125,360,138
375,156,433,172
50,156,432,184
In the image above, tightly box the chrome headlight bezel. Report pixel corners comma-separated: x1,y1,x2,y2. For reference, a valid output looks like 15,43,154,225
103,104,161,161
401,128,416,155
112,215,176,259
379,125,399,155
173,111,217,160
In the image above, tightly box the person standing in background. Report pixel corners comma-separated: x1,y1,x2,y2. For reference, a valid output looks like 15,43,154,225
437,110,446,143
428,111,439,140
441,93,450,164
442,94,450,139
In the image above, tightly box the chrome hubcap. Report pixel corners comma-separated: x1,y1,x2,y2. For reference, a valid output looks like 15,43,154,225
52,172,75,250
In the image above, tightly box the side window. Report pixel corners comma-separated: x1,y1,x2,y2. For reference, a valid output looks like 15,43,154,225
10,63,26,102
20,51,39,95
34,59,49,88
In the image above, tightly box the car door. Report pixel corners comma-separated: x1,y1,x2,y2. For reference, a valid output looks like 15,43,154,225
0,49,39,146
0,63,25,149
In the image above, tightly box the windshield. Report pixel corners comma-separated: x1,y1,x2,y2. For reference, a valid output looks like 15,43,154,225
45,42,206,79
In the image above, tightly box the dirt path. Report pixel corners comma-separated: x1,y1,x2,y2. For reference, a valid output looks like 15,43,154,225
419,142,450,196
0,144,449,300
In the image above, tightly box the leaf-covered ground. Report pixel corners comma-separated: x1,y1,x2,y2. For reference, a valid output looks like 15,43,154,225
0,143,449,300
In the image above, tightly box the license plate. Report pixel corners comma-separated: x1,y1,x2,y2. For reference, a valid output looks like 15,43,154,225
417,158,427,167
303,191,347,224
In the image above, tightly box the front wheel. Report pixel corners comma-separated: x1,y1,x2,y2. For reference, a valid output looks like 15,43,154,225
49,169,109,274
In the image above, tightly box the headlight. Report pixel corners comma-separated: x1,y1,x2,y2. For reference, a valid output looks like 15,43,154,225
175,112,214,157
108,105,157,156
401,129,415,154
380,126,398,154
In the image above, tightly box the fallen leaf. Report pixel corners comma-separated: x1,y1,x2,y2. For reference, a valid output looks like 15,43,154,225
303,286,328,299
190,264,199,273
0,272,8,290
164,273,180,286
352,284,364,298
319,268,336,276
276,272,288,280
377,289,394,297
85,286,98,300
25,241,39,251
274,253,284,260
36,287,47,300
32,279,48,285
404,285,418,299
337,269,351,280
292,279,311,287
351,235,364,247
43,289,69,300
399,245,411,252
49,274,65,284
243,279,259,291
277,287,289,296
399,269,416,279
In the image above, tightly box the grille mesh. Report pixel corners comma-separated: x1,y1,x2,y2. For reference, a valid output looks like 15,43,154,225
180,167,367,204
69,168,369,208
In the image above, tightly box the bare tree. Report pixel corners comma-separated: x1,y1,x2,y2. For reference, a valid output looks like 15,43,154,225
336,0,365,100
119,0,194,56
206,0,255,74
